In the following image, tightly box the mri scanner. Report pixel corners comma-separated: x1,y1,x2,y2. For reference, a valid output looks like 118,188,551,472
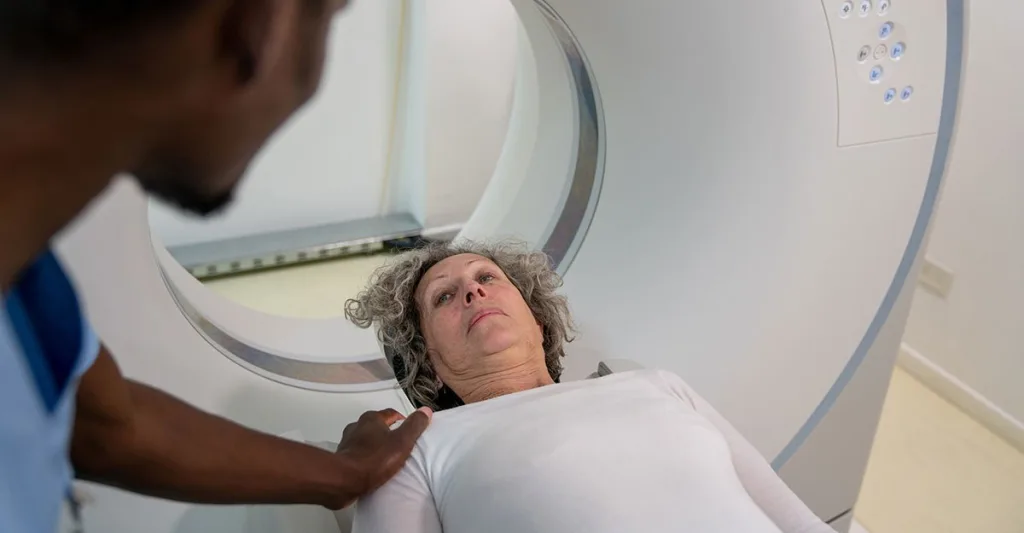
54,0,964,531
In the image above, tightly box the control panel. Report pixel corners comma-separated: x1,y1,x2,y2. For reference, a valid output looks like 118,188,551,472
825,0,946,146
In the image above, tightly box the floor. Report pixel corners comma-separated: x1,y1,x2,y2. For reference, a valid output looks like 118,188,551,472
853,368,1024,533
849,522,870,533
203,253,392,319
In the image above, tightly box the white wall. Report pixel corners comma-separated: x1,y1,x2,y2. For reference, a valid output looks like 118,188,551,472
902,0,1024,424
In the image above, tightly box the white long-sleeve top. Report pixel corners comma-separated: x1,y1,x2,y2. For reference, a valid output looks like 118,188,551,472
353,369,834,533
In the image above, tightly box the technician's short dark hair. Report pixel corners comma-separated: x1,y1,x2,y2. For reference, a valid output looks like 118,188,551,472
0,1,198,63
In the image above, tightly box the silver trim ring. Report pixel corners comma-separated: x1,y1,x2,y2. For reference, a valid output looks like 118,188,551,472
160,268,396,388
535,0,606,275
156,0,606,390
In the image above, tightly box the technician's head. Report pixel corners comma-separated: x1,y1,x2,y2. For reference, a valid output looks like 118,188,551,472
0,0,348,215
346,241,576,411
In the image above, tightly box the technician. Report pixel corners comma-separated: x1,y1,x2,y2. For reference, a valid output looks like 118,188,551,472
0,2,431,532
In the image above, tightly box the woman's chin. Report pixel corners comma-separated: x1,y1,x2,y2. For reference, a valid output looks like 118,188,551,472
471,330,521,357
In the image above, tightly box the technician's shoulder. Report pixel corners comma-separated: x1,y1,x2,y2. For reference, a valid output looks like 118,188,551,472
0,248,99,533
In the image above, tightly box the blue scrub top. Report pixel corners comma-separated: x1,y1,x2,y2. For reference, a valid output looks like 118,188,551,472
1,249,100,533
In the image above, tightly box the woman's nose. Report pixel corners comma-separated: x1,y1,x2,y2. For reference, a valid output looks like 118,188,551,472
464,283,487,305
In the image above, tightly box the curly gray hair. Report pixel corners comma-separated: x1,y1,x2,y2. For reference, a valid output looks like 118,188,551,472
344,240,575,410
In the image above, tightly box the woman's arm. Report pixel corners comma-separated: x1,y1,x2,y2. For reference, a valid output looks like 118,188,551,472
352,449,442,533
658,371,835,533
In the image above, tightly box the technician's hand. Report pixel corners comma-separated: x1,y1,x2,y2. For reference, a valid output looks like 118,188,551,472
331,407,433,509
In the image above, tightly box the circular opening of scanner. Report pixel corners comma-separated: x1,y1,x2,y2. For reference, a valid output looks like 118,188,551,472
149,0,605,393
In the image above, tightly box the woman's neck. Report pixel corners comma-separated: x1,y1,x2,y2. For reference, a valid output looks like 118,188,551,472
458,362,555,404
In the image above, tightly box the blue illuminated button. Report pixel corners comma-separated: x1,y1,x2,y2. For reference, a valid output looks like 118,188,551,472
890,42,906,60
869,65,884,83
900,86,914,101
884,88,897,104
840,1,854,18
879,21,894,39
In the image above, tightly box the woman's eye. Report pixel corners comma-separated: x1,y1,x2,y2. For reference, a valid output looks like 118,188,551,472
436,292,451,305
479,273,495,283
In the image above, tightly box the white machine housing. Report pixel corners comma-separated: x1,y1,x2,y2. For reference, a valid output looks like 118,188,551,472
55,0,963,532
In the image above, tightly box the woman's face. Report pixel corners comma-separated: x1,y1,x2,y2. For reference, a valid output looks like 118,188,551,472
414,254,545,393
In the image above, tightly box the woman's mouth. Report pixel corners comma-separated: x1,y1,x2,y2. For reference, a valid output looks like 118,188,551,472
469,309,503,331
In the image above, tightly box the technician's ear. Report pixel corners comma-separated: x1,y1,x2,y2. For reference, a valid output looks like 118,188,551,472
218,0,286,84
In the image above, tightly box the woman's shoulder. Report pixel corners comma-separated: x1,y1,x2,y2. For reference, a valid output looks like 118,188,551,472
602,368,699,406
605,367,689,388
420,368,693,430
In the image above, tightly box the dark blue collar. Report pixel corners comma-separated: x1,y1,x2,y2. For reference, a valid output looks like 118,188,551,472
5,250,84,413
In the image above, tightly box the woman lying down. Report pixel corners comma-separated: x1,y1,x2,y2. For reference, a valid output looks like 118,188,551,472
344,240,834,533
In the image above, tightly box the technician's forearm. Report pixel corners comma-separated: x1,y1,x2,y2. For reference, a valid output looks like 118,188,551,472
71,381,358,508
